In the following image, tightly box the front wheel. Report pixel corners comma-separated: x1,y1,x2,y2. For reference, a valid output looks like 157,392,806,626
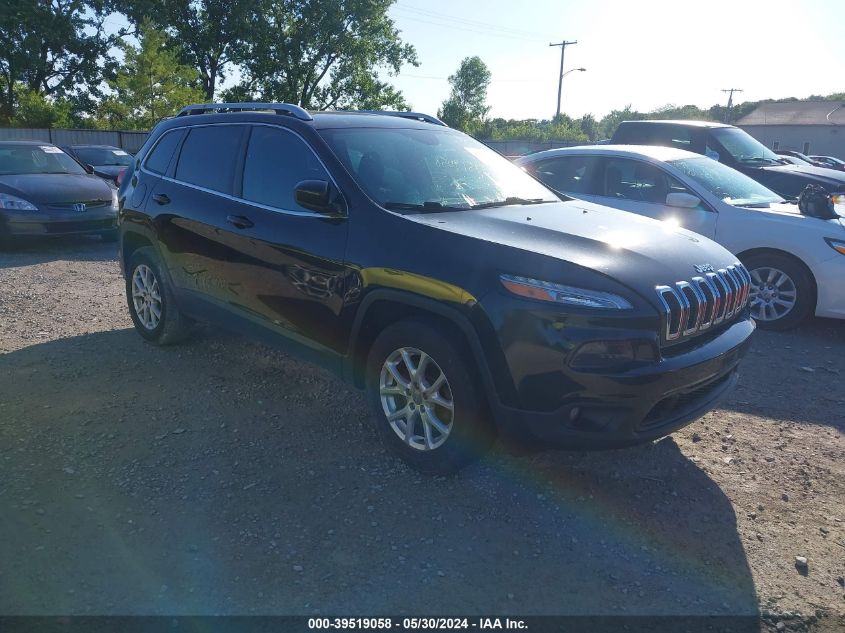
126,247,192,344
743,252,814,330
365,320,493,475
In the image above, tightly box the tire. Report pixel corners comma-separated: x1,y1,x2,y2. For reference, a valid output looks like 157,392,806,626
365,319,494,475
100,229,119,243
126,246,192,344
742,252,814,330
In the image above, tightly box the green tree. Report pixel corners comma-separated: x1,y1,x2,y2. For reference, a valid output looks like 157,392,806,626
578,113,598,141
226,0,417,110
95,20,204,130
122,0,251,100
438,56,491,133
9,87,73,127
0,0,119,123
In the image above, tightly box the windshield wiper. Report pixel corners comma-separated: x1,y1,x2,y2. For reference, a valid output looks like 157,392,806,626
382,201,465,212
470,197,553,210
739,157,780,165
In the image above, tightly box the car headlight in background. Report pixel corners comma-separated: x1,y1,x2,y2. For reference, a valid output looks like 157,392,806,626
0,193,37,211
500,274,633,309
825,237,845,256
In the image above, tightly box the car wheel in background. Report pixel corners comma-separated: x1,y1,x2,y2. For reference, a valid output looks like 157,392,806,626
365,319,493,475
742,252,814,330
126,246,192,344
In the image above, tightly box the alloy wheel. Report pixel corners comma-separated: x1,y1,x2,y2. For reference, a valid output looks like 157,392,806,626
379,347,454,451
748,266,797,322
131,264,162,330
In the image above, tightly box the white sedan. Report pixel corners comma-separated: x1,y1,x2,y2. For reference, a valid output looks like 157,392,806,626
516,145,845,329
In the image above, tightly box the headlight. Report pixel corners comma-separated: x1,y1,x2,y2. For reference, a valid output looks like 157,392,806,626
826,237,845,256
0,193,37,211
500,274,633,309
111,188,119,210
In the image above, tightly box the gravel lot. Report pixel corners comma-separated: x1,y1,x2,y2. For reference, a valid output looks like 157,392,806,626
1,237,843,629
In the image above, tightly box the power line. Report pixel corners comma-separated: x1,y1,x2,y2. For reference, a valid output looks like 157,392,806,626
393,3,554,40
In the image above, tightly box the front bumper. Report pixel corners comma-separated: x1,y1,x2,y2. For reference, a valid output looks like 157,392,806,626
491,318,755,449
1,208,117,236
813,251,845,319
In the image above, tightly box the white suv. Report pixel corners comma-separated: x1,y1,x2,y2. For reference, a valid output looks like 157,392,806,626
517,145,845,329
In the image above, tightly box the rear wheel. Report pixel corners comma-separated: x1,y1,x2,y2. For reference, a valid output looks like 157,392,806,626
365,320,493,475
742,252,814,330
126,247,192,344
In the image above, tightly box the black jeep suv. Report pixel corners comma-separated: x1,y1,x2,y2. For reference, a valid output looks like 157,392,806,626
118,103,755,474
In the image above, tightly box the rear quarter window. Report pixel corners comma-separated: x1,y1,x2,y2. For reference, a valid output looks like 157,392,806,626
144,129,186,175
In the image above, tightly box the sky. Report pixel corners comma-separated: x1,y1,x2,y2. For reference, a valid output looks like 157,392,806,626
383,0,845,120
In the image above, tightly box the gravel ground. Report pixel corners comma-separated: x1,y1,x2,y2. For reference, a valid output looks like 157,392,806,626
0,237,843,629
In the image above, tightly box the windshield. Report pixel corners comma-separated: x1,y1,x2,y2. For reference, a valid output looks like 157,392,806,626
670,157,784,207
709,128,783,165
73,147,133,167
318,127,557,210
0,144,86,175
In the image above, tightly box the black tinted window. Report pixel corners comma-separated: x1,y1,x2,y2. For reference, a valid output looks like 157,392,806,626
175,126,244,193
599,158,689,203
242,126,328,211
530,156,598,194
145,129,185,175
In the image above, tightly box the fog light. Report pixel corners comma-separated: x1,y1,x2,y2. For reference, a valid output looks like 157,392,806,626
569,340,656,370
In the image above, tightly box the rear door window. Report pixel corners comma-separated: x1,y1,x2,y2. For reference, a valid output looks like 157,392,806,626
175,125,246,194
528,156,599,195
145,129,185,175
241,126,330,211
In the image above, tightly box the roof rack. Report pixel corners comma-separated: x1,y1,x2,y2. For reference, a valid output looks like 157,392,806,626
176,102,313,121
356,110,448,126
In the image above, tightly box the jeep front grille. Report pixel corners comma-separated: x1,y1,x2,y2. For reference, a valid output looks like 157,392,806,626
655,263,751,342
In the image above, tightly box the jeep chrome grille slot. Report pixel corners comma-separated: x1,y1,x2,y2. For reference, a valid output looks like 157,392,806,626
656,263,750,342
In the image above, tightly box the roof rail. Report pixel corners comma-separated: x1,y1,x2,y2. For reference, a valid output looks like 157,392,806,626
176,102,313,121
356,110,448,127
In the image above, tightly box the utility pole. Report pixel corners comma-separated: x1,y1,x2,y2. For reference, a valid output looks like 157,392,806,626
550,40,577,119
722,88,743,123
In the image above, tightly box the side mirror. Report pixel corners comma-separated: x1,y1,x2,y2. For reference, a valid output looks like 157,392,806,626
83,163,95,174
666,192,701,209
294,179,345,215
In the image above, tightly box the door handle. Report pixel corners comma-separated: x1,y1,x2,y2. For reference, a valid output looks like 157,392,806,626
226,215,254,229
152,193,170,205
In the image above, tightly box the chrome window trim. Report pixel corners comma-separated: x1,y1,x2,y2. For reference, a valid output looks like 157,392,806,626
138,122,345,219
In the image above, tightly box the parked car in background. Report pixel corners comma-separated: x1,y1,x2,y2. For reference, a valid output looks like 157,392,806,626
809,155,845,172
517,145,845,329
118,103,755,473
61,144,134,185
775,150,827,168
0,141,118,246
610,120,845,200
777,154,813,166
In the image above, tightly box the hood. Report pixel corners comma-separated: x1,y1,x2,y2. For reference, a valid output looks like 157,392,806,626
92,165,123,178
749,202,845,228
759,163,845,187
0,173,113,205
410,200,739,302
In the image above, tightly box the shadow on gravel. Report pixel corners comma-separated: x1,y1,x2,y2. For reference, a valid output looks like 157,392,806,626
0,328,756,616
722,318,845,431
0,235,117,268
